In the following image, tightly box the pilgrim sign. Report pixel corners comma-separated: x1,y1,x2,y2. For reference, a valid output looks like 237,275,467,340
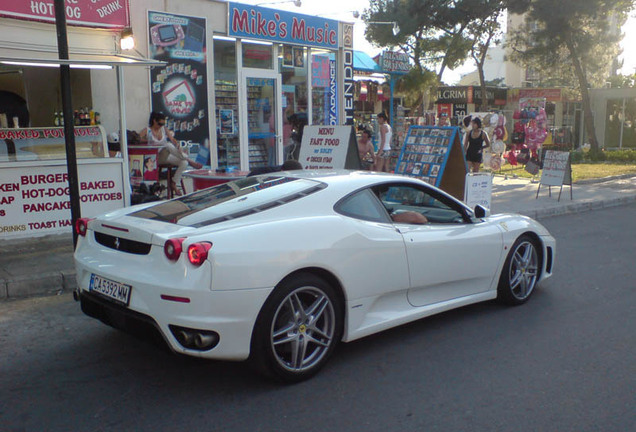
299,126,360,170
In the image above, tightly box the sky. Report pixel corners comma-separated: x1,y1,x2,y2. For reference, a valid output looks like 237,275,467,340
235,0,636,83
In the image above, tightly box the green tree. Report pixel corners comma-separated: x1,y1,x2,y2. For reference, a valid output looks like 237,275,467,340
507,0,633,153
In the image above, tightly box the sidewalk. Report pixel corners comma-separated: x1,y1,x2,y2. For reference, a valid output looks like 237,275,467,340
2,174,636,300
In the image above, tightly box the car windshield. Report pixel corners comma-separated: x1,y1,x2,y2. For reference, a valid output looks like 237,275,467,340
130,176,325,226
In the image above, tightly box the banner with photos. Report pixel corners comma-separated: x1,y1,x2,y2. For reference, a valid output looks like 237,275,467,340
148,11,210,166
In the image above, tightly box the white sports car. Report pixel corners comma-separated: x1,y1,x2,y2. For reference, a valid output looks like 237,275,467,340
74,171,555,382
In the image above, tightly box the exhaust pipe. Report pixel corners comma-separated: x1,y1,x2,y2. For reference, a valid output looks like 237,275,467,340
169,325,219,351
194,333,219,350
176,329,195,347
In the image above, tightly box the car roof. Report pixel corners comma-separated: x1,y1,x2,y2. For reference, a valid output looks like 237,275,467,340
272,170,423,191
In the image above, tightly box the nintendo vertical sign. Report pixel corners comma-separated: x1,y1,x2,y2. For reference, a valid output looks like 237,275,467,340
148,11,210,165
343,24,354,126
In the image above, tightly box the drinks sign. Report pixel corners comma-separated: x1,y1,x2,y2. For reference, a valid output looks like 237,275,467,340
0,0,130,29
229,3,339,49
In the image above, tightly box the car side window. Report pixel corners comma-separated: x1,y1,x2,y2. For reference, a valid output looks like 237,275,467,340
374,183,467,224
335,188,392,223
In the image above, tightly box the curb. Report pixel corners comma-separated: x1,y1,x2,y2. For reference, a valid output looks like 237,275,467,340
575,173,636,185
0,270,76,300
514,194,636,220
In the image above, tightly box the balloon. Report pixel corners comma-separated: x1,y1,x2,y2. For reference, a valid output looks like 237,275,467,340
492,139,505,154
490,114,499,126
490,156,502,171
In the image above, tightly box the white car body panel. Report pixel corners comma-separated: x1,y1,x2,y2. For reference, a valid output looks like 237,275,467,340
74,171,556,361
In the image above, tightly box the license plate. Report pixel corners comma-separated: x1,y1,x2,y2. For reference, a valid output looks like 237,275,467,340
89,274,132,306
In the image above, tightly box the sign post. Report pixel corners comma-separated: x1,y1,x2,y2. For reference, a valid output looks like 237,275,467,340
536,150,572,201
464,173,493,210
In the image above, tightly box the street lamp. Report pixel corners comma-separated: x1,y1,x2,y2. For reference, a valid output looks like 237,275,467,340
256,0,302,7
367,21,400,36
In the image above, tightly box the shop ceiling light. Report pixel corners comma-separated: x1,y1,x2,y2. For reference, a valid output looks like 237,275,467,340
0,60,112,70
120,28,135,51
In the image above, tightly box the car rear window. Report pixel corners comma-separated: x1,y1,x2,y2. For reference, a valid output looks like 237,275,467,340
129,176,326,226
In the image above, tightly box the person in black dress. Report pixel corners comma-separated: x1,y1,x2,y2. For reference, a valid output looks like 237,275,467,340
463,117,490,173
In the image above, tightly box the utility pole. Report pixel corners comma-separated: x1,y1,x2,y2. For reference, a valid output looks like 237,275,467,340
54,0,82,247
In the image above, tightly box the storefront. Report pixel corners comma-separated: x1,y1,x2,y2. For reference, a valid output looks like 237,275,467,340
435,86,508,124
508,87,581,149
0,1,164,239
586,88,635,149
106,1,353,173
0,1,353,238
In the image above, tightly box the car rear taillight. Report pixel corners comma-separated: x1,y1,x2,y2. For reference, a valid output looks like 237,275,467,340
75,218,94,237
164,238,185,261
187,242,212,266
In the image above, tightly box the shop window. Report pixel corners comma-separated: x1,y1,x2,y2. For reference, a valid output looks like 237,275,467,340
279,45,308,160
242,41,273,69
214,38,240,169
310,49,338,126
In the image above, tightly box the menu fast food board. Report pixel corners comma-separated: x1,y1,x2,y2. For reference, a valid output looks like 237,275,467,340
394,126,467,199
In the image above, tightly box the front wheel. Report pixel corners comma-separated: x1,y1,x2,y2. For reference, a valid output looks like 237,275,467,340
250,273,343,383
497,235,541,305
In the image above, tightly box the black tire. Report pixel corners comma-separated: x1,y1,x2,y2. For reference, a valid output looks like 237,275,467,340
497,235,541,305
250,273,343,383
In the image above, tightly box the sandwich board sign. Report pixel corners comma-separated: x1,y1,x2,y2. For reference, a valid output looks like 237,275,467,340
299,126,361,170
464,173,493,210
394,126,468,200
537,150,572,201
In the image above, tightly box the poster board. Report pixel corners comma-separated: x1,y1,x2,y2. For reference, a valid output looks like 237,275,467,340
0,160,125,239
540,150,571,186
148,11,210,165
394,126,467,200
464,173,493,209
299,126,361,170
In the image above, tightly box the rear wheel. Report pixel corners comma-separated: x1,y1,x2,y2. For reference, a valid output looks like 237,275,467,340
251,273,343,383
498,235,541,305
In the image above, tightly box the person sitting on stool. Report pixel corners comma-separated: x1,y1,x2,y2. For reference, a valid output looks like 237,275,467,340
139,112,202,196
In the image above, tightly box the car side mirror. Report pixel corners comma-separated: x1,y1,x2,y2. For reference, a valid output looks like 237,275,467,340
474,205,490,219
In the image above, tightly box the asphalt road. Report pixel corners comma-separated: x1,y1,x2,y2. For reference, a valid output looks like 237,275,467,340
1,204,635,432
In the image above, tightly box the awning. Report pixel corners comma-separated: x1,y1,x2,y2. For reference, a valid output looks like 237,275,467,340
354,50,382,73
354,74,386,84
0,46,165,68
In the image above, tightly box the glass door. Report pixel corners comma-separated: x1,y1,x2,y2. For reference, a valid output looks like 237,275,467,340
240,69,282,171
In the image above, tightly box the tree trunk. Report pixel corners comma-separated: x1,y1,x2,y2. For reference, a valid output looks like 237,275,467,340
565,35,599,153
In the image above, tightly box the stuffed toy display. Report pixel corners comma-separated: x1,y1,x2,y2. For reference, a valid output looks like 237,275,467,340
509,98,548,163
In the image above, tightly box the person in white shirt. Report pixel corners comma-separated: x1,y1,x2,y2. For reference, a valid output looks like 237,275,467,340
374,112,392,172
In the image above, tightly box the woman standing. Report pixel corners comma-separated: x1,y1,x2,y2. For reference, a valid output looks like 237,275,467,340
139,112,202,196
463,117,490,173
374,112,392,172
